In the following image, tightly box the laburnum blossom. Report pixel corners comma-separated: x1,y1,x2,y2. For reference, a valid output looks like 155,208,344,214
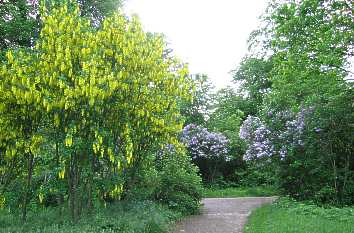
181,124,229,161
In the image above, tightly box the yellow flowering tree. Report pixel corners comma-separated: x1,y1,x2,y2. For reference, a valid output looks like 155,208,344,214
0,48,46,221
1,1,192,222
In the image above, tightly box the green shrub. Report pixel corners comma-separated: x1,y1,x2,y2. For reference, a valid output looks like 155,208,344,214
155,151,203,215
274,197,354,222
124,155,162,201
123,150,203,216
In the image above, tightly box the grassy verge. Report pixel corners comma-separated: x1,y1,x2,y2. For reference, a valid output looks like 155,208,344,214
203,186,278,198
244,198,354,233
0,201,180,233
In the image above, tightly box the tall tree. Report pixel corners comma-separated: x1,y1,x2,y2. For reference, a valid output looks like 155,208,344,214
208,88,245,155
180,73,214,126
77,0,123,26
233,57,273,111
207,88,248,182
265,0,353,111
0,0,38,49
0,0,123,50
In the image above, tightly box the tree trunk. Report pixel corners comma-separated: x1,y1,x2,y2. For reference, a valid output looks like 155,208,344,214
22,152,34,222
330,142,338,204
69,152,80,223
55,140,64,217
68,155,74,221
87,153,95,213
208,159,219,184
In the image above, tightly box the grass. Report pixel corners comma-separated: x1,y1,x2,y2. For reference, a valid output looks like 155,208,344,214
0,201,181,233
203,186,278,198
244,198,354,233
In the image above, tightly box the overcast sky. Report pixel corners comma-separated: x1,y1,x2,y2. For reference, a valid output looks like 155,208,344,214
124,0,269,88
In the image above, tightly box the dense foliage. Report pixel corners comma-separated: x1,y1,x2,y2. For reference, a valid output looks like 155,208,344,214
233,57,272,110
155,149,203,215
0,0,39,50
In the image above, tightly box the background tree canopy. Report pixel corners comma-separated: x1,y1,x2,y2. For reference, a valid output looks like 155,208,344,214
233,0,354,205
181,0,353,205
0,0,123,50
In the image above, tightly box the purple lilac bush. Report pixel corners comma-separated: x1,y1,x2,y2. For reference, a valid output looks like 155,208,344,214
181,124,229,161
239,107,315,160
278,107,315,158
239,116,274,160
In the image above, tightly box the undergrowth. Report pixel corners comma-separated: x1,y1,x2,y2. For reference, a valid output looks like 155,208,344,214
0,201,180,233
244,197,354,233
203,186,278,198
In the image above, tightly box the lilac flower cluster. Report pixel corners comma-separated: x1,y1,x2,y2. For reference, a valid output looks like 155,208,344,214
181,124,229,161
278,106,314,158
239,106,316,160
239,116,274,160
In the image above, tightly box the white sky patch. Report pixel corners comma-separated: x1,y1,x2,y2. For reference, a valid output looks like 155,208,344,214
124,0,268,89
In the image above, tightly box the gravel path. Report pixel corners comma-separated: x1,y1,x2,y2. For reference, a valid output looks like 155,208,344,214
172,197,276,233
